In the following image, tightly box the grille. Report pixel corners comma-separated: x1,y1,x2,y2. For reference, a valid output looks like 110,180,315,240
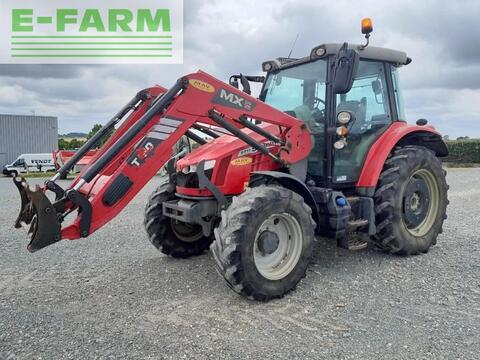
176,169,213,188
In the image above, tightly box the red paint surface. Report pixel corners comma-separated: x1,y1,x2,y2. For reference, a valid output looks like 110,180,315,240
356,122,441,188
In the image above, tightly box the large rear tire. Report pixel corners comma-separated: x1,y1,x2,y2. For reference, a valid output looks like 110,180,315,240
144,181,213,258
211,185,315,301
373,146,448,255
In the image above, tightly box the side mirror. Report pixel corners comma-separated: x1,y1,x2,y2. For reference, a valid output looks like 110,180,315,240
332,43,359,94
239,74,251,95
228,74,251,94
229,76,239,89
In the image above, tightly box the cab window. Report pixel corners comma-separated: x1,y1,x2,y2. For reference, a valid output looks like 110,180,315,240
391,66,406,120
263,76,304,111
262,59,327,178
333,60,392,183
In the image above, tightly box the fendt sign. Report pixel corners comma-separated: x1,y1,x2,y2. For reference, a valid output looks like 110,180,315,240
0,0,183,64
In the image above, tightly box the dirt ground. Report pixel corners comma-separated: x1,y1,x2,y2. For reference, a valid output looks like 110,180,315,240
0,169,479,359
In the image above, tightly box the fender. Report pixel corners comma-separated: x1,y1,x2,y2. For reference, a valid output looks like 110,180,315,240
356,122,448,193
249,171,319,225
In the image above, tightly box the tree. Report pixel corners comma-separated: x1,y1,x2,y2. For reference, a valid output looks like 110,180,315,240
87,123,115,147
58,138,68,150
87,124,102,139
68,138,85,149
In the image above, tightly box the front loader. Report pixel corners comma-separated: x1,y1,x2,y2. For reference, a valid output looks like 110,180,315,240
13,19,448,300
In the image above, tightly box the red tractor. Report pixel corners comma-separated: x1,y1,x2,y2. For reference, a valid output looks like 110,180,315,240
14,20,448,300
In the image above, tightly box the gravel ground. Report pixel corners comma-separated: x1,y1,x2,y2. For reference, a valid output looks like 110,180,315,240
0,169,479,360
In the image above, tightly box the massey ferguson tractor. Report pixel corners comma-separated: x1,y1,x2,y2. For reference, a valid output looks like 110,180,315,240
13,19,448,300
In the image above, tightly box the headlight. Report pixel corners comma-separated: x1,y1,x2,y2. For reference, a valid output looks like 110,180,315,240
337,111,352,125
310,46,326,60
203,160,216,170
334,139,346,150
180,160,216,174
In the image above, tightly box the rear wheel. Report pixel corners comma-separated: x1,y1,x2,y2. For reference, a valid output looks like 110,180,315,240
373,146,448,255
211,185,315,301
144,180,213,258
10,170,18,177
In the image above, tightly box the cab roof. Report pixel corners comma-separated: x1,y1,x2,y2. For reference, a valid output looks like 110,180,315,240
322,43,410,65
272,43,410,70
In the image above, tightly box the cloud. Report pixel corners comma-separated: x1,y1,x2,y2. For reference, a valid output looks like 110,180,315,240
0,64,82,79
387,0,480,65
0,0,478,138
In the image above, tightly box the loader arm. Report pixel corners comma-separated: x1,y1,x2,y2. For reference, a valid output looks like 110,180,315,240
14,71,312,252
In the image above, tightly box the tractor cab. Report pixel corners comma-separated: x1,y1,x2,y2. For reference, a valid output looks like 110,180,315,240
258,23,410,188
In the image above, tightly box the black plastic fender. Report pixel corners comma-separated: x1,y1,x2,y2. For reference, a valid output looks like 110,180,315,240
249,171,319,226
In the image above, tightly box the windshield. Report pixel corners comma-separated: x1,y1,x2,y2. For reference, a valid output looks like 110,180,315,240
261,59,327,112
261,59,327,178
13,158,25,166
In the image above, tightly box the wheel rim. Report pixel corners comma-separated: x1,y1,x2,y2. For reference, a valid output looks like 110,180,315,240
170,220,203,243
402,169,439,237
253,213,303,281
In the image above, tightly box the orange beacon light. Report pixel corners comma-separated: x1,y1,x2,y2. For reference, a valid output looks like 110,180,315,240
361,18,373,34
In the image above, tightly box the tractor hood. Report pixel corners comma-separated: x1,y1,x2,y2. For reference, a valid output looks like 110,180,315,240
176,124,282,172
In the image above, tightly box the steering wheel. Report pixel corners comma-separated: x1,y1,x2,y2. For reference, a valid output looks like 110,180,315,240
312,97,326,123
313,97,326,110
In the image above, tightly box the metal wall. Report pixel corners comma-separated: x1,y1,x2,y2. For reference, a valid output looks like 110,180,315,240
0,114,58,168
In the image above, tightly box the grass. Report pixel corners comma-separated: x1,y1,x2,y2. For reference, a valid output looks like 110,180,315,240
443,162,480,168
19,172,57,178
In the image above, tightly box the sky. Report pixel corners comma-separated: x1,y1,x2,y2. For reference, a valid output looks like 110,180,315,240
0,0,479,138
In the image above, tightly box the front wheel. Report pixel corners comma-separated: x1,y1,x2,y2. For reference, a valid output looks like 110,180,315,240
373,146,448,255
211,185,315,301
144,180,213,258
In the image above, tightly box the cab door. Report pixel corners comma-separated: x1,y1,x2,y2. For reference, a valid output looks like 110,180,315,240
333,60,394,183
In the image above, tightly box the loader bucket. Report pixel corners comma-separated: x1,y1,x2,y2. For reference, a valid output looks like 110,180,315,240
13,177,62,253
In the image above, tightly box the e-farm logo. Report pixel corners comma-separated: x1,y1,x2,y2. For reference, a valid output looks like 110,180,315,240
0,0,183,64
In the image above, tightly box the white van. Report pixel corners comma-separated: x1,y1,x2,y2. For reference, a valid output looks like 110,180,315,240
2,153,55,177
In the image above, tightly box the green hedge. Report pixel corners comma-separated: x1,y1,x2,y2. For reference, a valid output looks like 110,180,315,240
445,140,480,163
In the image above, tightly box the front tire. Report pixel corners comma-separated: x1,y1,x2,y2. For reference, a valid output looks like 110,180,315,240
373,146,448,255
211,185,315,301
144,181,213,258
